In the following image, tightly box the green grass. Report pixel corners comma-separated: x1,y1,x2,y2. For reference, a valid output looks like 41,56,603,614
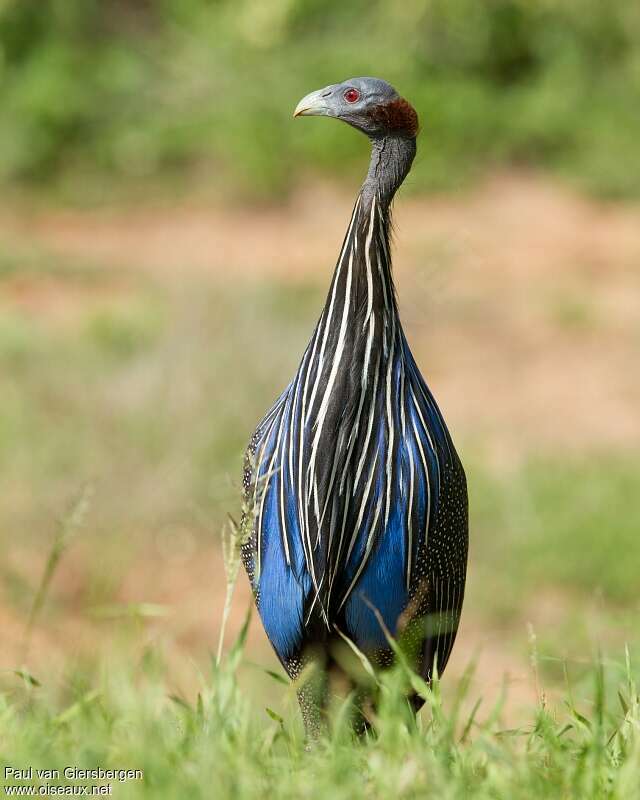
2,618,640,798
471,455,640,606
468,455,640,672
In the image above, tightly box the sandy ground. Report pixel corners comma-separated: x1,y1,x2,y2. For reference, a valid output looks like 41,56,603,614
2,171,639,722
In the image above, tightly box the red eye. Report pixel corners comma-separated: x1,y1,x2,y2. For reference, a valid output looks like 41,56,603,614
343,88,360,103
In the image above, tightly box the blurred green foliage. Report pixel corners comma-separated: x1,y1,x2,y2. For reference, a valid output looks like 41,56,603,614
472,455,640,606
0,0,639,199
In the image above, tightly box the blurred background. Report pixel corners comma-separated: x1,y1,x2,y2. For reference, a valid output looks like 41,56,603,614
1,0,639,721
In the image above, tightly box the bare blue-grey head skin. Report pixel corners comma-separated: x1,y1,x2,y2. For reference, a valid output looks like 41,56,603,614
293,77,400,135
242,77,467,737
294,77,418,208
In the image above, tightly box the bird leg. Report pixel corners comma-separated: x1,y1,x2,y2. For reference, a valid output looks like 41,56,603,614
350,684,375,736
295,660,329,741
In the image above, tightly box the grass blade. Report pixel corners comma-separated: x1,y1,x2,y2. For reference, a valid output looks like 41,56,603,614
22,484,93,661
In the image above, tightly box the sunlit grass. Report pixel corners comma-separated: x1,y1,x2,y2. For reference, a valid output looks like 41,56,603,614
2,608,640,798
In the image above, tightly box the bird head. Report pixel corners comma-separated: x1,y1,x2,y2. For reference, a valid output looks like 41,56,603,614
293,77,419,140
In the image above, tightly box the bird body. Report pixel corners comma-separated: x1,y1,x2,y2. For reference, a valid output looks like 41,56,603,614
241,78,468,732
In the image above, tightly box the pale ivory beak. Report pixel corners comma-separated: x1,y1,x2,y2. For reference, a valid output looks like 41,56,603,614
293,87,333,118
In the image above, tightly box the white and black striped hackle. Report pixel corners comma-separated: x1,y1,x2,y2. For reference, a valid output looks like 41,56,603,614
241,78,468,731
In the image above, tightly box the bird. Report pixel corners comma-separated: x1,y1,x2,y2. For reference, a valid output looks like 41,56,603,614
241,77,468,735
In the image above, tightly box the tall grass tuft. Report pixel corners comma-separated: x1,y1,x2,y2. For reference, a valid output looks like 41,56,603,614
21,484,93,662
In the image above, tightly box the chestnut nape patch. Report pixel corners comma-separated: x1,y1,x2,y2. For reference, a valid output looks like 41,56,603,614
370,98,419,138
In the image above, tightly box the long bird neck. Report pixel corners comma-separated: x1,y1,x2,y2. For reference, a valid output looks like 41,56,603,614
283,131,419,621
305,131,418,492
361,133,416,213
345,132,416,325
355,132,417,319
318,131,417,349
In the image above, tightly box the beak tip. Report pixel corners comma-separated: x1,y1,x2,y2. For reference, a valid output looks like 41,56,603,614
293,88,331,120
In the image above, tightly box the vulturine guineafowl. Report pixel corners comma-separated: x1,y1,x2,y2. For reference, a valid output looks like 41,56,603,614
241,78,468,735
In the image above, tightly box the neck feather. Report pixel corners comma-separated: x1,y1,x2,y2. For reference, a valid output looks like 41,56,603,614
361,134,416,211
